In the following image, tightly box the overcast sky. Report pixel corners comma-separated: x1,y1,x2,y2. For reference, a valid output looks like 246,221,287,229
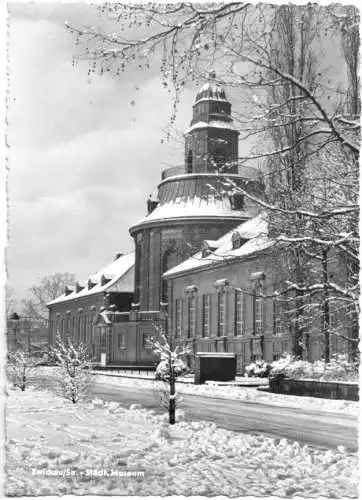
7,2,197,301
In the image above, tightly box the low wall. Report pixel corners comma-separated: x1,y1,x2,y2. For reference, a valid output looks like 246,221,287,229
194,353,236,385
269,377,359,401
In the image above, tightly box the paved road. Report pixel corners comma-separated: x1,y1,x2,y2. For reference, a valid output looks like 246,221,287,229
90,379,358,452
34,373,357,451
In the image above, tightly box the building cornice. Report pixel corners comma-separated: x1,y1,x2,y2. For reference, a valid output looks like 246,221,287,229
129,214,248,236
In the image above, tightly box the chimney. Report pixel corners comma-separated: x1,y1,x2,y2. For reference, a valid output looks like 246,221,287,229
114,252,124,261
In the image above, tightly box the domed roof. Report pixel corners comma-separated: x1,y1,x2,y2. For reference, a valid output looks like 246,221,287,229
195,82,228,103
194,70,228,103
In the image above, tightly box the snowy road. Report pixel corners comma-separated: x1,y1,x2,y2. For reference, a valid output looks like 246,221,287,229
91,379,358,451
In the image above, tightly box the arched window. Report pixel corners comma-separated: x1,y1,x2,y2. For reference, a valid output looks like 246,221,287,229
187,150,193,173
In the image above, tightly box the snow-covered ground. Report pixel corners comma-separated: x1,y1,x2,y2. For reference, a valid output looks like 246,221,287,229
95,373,359,416
6,387,358,497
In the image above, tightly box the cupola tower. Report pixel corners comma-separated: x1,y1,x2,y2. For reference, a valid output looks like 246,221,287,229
129,75,264,312
184,70,239,174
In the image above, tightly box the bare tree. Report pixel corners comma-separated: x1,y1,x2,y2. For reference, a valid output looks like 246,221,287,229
148,326,191,425
21,272,75,322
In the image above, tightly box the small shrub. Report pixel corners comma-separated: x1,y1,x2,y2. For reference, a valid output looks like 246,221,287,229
7,350,40,391
50,334,92,404
244,360,272,378
155,358,188,381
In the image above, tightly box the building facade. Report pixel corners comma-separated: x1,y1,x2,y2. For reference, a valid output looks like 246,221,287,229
47,253,136,363
164,214,354,373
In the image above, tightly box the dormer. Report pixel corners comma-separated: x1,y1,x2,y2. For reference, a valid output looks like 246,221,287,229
75,282,84,293
231,231,248,250
100,274,113,286
202,239,220,258
88,278,97,290
64,286,74,296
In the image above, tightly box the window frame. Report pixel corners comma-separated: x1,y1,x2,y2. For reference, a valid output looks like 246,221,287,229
188,295,196,338
202,294,211,337
218,291,227,337
255,295,263,336
175,298,182,339
235,290,244,336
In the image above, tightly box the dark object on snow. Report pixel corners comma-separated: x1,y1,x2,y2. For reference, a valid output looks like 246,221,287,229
194,353,236,385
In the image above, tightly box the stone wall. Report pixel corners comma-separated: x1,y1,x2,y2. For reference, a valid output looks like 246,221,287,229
269,377,359,401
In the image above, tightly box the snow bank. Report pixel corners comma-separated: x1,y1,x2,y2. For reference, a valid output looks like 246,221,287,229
6,389,358,497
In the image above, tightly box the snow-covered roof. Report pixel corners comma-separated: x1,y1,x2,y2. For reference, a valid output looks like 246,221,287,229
195,82,228,103
163,214,274,278
47,253,135,306
184,120,237,135
130,196,249,231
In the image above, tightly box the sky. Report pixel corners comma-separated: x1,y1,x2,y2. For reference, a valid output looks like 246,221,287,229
6,2,197,301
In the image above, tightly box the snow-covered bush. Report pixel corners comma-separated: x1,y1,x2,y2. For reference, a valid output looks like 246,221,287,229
155,358,188,381
270,352,359,381
244,360,272,378
50,334,92,404
7,350,40,391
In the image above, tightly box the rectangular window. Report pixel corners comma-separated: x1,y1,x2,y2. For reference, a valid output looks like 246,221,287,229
218,292,227,336
202,295,210,337
235,290,244,336
77,316,81,343
175,299,182,338
188,296,196,338
83,314,88,342
118,332,127,349
255,296,263,335
143,332,152,349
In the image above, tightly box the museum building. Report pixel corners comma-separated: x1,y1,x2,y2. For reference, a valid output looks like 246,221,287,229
47,77,353,370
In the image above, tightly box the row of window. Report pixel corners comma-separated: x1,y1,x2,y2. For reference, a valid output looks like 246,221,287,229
50,313,94,344
174,290,265,338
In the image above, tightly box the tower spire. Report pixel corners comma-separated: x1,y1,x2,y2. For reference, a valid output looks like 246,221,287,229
208,68,216,81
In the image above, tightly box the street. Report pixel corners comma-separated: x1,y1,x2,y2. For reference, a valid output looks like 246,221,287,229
91,379,358,451
34,372,358,451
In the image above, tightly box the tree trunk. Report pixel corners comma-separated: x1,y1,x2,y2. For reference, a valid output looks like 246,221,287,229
292,249,305,360
169,375,176,425
322,249,330,363
293,289,305,360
